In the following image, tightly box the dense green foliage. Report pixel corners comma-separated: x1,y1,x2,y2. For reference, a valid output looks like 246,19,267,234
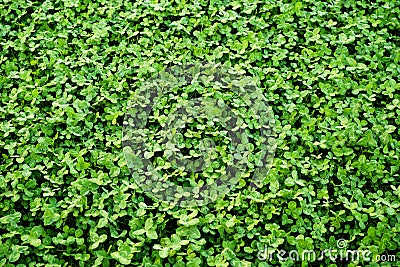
1,0,399,266
123,62,276,208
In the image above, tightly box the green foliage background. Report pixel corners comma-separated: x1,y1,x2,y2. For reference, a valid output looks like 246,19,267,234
0,0,399,266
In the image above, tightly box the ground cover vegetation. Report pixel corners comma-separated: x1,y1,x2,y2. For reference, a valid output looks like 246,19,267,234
0,0,399,266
